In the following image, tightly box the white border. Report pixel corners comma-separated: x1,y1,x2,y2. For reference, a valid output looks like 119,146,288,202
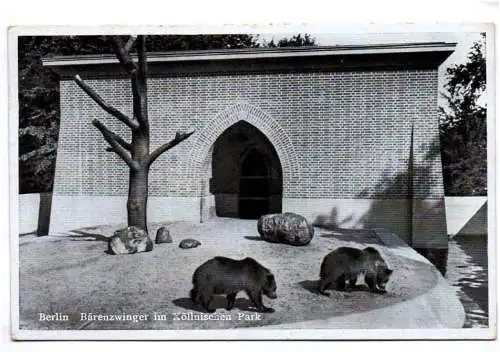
4,19,498,344
7,328,499,341
6,22,496,36
485,13,498,343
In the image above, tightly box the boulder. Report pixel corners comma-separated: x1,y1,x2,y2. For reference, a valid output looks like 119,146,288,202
179,238,201,249
155,226,173,244
108,226,153,254
257,212,314,246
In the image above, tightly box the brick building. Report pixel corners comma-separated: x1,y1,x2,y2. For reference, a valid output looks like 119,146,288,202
44,42,456,249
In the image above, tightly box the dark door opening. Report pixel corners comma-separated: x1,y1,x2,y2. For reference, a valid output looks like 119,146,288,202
239,149,270,219
211,121,282,219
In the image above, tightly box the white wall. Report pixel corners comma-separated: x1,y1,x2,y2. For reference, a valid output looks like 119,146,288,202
49,196,487,238
18,193,40,235
444,196,488,236
49,196,201,235
285,198,415,243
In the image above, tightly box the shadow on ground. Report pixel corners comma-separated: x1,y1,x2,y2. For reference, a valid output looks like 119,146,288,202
298,280,373,296
318,228,381,246
18,218,441,330
244,236,263,241
66,229,110,242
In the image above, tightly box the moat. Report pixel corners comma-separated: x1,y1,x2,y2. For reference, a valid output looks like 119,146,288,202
445,235,489,328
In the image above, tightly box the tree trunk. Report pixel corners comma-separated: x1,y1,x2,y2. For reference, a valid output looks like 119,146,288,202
127,165,149,232
74,35,194,242
128,124,150,232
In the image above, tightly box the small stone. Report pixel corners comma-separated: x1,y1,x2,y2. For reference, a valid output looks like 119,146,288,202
179,238,201,249
108,226,153,254
155,226,173,244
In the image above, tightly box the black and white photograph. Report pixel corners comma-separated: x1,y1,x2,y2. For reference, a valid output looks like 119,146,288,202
8,23,495,340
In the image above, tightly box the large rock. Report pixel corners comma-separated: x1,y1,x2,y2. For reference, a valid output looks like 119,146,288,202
257,212,314,246
108,226,153,254
179,238,201,249
155,226,173,244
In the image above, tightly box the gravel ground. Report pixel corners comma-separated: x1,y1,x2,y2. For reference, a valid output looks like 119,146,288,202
19,218,438,330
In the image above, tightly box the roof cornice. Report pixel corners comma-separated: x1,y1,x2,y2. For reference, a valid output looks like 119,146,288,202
43,42,457,67
42,42,457,78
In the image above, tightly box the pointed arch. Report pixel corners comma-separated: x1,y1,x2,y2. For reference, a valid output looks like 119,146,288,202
186,102,300,197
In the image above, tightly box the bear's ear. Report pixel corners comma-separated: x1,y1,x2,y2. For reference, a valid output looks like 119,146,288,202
385,268,393,275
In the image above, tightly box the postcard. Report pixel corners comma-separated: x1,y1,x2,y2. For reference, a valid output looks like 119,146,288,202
9,23,496,340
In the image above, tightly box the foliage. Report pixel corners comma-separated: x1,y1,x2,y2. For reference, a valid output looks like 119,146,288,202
18,37,62,193
263,33,317,48
439,33,487,196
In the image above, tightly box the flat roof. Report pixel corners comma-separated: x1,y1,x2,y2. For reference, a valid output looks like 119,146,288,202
43,42,457,67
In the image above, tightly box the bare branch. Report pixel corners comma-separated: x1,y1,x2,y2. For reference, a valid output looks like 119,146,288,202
134,35,148,126
96,124,132,150
103,129,132,151
147,130,195,165
74,75,139,130
131,78,144,125
111,36,147,126
114,135,132,151
124,35,137,54
137,35,147,85
112,36,137,74
92,119,139,170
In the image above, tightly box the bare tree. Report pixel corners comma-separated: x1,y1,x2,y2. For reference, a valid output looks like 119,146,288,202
74,35,194,232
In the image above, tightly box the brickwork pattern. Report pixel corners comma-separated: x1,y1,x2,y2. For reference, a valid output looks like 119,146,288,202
54,69,444,199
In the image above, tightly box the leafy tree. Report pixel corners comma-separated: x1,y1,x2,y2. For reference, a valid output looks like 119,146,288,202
264,33,317,48
19,37,60,193
439,33,487,196
18,36,118,194
146,34,260,50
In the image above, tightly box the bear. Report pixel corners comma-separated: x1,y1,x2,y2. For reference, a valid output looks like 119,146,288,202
318,246,393,296
190,256,277,313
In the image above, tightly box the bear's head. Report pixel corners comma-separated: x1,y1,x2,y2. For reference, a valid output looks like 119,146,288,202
376,266,393,293
263,273,277,299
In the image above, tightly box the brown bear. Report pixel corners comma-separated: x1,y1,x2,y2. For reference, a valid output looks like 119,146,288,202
190,256,277,313
318,246,393,296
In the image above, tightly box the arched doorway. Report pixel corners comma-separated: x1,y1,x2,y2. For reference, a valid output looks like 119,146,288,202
211,121,282,219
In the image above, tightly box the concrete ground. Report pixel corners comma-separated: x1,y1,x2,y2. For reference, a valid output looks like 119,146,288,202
18,218,464,331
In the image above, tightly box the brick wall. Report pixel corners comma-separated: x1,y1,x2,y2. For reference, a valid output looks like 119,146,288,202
55,69,444,201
